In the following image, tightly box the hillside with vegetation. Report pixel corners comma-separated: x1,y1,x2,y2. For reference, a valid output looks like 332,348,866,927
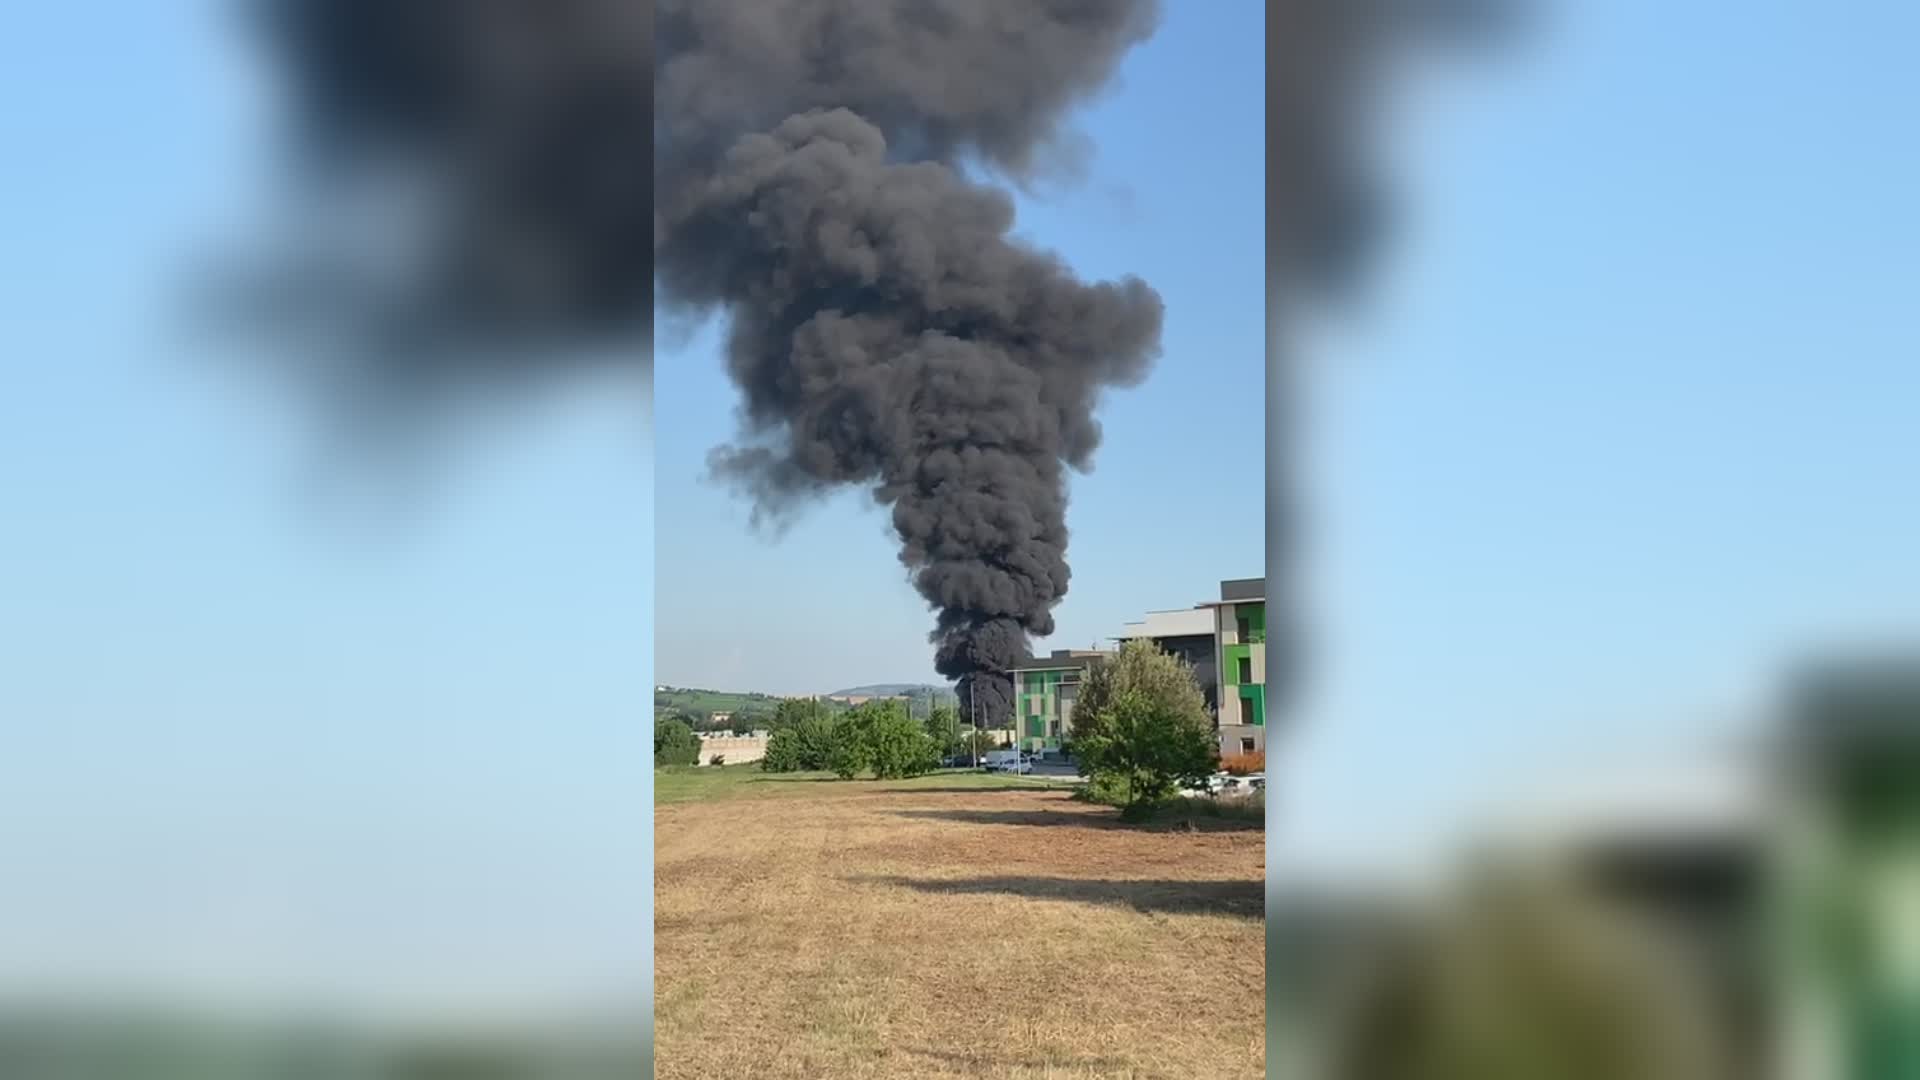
654,682,959,729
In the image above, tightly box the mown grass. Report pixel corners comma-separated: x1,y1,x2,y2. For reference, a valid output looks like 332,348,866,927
653,763,1081,806
655,782,1265,1078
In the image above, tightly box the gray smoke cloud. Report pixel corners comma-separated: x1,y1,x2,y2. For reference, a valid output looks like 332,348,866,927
247,0,1509,727
242,0,657,413
655,0,1168,725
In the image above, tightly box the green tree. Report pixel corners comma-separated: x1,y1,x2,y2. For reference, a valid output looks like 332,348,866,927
1073,690,1217,820
827,731,868,779
923,704,964,757
1073,638,1211,741
760,708,843,772
769,696,830,732
864,702,940,779
761,727,802,772
653,716,701,767
802,700,940,780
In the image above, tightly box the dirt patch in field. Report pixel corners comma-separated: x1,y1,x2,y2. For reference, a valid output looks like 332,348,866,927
656,784,1265,1079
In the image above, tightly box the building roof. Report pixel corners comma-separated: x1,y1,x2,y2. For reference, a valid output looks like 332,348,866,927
1008,648,1112,673
1219,577,1264,602
1115,606,1215,640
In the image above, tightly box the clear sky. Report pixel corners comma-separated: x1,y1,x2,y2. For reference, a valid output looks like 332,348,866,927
1,0,1916,1013
0,4,652,1017
1284,0,1920,874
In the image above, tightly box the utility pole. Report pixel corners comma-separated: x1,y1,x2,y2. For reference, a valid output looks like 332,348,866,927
970,681,978,769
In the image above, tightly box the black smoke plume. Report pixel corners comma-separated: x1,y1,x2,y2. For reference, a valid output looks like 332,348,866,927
654,1,1167,726
244,0,1510,729
241,0,657,411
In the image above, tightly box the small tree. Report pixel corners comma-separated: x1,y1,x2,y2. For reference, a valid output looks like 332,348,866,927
769,696,830,732
1073,690,1218,819
761,710,843,772
867,705,940,779
761,727,801,772
923,704,964,757
826,708,871,778
1073,638,1211,738
653,717,701,768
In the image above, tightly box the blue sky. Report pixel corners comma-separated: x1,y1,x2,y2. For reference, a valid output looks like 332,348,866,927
1,0,1916,1010
0,4,651,1016
1287,0,1920,871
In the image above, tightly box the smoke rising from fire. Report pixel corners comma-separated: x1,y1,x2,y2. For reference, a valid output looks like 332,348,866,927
248,0,1509,726
655,1,1167,724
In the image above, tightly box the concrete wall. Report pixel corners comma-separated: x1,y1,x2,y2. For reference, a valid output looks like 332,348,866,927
1219,725,1265,757
698,732,768,766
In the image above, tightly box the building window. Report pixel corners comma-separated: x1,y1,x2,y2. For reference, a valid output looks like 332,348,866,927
1237,656,1252,684
1237,616,1251,642
1240,737,1255,754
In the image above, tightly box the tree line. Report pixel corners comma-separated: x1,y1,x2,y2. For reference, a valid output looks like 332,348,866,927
652,640,1227,822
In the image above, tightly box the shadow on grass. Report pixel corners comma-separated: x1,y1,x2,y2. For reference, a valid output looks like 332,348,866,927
855,874,1263,919
904,1045,1137,1074
889,805,1264,832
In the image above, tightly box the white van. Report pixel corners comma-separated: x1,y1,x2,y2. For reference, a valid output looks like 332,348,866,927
982,750,1030,774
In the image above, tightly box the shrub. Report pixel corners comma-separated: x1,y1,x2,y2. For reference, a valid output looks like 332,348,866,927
769,696,831,732
1221,751,1264,776
708,753,726,767
1075,689,1219,821
760,728,801,772
762,712,843,772
1075,771,1133,806
792,714,841,769
923,704,965,756
653,717,701,768
827,733,867,779
866,708,941,779
1072,639,1211,752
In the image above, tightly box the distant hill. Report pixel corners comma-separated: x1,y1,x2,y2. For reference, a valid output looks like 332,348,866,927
829,683,953,699
654,682,959,720
653,685,784,717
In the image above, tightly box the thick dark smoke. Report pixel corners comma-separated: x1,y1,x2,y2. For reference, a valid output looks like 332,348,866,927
248,0,1509,729
244,0,656,408
655,1,1167,725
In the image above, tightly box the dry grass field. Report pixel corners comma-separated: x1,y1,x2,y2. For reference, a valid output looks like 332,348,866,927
654,769,1265,1079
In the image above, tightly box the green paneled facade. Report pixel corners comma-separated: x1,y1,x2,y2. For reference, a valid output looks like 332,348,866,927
1016,667,1069,751
1009,656,1110,752
1219,601,1266,728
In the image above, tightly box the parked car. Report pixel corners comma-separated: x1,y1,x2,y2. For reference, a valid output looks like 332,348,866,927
1217,773,1265,798
981,749,1028,773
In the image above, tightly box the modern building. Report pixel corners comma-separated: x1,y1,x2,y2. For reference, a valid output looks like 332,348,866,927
1115,606,1220,718
1205,577,1266,756
1007,649,1112,753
